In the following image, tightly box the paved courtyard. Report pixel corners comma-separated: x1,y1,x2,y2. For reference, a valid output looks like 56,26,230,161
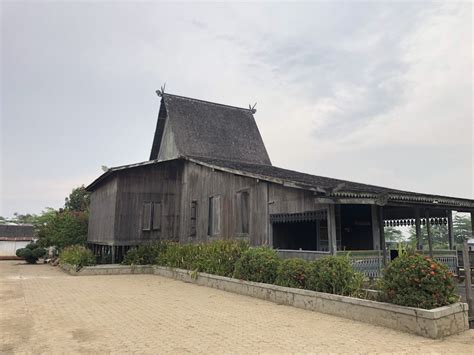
1,261,473,354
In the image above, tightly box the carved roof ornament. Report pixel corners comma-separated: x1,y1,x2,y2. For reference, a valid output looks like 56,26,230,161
249,102,257,114
156,83,166,97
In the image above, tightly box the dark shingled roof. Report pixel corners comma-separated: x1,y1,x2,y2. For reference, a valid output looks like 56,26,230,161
187,156,474,209
149,94,271,165
87,156,474,209
0,224,35,240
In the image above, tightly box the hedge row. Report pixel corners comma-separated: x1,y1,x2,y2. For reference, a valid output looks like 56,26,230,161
123,241,363,297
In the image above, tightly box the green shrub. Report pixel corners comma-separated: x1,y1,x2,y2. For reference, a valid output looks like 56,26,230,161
306,255,364,296
123,244,164,265
195,240,249,277
156,240,249,277
275,258,309,289
59,245,96,270
16,243,46,264
233,247,280,284
156,241,199,269
379,254,457,309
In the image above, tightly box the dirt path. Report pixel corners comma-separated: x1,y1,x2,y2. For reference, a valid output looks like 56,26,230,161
1,261,473,354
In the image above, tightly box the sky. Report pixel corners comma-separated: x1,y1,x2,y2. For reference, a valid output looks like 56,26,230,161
1,1,473,217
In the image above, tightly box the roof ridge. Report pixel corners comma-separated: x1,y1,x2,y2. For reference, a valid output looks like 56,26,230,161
163,93,254,113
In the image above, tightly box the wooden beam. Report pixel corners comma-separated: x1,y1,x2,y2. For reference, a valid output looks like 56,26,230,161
447,210,454,250
314,197,377,205
415,208,422,250
371,205,381,250
425,209,433,258
328,205,338,255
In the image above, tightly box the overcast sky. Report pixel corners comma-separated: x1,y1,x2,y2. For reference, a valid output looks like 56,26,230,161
1,1,473,217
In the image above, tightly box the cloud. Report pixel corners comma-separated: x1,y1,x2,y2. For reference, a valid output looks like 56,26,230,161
1,2,472,216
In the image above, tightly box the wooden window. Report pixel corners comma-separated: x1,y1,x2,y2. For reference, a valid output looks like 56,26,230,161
142,202,152,231
152,202,162,231
208,196,221,236
236,191,250,234
190,201,197,237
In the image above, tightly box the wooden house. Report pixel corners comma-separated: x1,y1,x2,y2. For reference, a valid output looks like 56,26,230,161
86,93,474,272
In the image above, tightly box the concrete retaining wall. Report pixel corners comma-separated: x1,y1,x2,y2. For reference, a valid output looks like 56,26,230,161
60,264,154,276
59,263,469,339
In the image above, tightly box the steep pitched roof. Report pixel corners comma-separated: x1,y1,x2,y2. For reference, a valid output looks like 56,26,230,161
149,93,271,165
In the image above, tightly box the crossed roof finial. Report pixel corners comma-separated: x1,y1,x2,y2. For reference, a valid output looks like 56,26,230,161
156,83,166,97
248,102,257,114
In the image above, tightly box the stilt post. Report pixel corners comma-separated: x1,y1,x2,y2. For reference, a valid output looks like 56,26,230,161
378,206,387,267
462,238,473,320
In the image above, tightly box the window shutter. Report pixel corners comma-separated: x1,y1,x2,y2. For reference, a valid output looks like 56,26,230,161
236,191,249,234
241,192,249,234
213,196,221,235
208,196,221,236
152,202,162,231
142,202,152,231
190,201,197,237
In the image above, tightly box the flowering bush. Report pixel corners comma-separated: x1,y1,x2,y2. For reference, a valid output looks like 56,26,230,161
379,254,457,309
275,258,309,289
233,247,280,284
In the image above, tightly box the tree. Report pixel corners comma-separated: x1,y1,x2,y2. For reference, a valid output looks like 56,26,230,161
453,214,472,244
64,185,90,212
37,210,88,249
408,223,451,249
384,227,405,243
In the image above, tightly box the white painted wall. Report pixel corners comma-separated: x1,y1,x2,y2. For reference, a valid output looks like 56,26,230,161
0,241,30,256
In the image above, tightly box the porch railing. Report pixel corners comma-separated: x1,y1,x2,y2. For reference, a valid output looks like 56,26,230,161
277,249,459,278
337,251,384,278
420,250,458,275
338,250,459,278
276,249,330,261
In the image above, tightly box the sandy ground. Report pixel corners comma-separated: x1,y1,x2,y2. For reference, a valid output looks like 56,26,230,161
1,260,473,354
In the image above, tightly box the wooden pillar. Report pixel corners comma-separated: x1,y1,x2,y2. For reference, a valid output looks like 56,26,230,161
111,245,116,264
371,205,381,250
415,208,422,250
425,209,433,258
447,210,454,250
462,238,473,319
328,205,338,255
471,211,474,244
378,206,387,266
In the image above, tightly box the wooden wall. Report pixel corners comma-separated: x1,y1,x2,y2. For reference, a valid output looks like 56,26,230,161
179,162,269,245
114,160,184,245
88,176,118,244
